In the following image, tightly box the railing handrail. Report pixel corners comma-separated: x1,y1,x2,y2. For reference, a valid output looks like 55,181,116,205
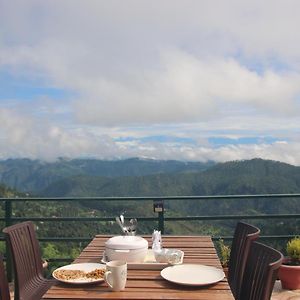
1,193,300,201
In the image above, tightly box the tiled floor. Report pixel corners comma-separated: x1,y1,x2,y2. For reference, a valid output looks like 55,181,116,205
272,281,300,300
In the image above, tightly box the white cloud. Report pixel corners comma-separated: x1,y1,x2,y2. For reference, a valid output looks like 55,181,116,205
2,1,300,63
75,52,300,125
2,45,300,125
0,106,300,165
0,108,122,161
1,0,300,163
115,140,300,166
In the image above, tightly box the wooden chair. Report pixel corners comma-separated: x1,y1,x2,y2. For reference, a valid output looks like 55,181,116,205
239,241,283,300
3,221,56,300
0,254,10,300
228,221,260,299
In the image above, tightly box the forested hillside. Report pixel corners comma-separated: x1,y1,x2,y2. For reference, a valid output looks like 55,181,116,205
1,158,300,266
0,158,213,193
40,158,300,216
2,158,300,221
43,159,300,196
0,184,108,263
36,158,300,239
0,184,21,198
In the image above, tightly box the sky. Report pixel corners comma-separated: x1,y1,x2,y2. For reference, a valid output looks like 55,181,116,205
0,0,300,165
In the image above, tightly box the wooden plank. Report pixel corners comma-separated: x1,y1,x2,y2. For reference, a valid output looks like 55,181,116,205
44,285,234,300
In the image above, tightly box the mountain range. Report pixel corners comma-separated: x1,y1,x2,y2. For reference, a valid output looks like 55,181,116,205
0,158,299,199
1,157,300,253
0,158,213,194
1,157,300,217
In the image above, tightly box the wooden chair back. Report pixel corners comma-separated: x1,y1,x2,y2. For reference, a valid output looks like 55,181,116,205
3,221,55,300
239,241,283,300
228,221,260,299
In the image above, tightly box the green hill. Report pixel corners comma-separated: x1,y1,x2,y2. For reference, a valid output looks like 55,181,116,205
41,158,300,196
1,158,300,263
3,158,299,220
0,183,23,198
0,158,213,193
39,158,300,219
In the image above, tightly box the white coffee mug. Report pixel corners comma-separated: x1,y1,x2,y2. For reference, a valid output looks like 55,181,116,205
104,260,127,291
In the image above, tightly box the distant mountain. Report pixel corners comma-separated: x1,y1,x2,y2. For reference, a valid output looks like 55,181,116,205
38,158,300,224
0,158,214,193
41,158,300,197
1,158,300,246
2,157,300,217
192,158,300,195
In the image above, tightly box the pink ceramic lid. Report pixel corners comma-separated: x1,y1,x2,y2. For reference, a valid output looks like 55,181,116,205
105,235,148,250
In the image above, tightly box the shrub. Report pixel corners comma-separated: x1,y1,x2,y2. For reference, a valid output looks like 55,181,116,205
286,237,300,265
217,239,231,268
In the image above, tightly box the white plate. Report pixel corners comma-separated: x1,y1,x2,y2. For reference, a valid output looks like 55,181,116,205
53,263,106,284
160,264,225,286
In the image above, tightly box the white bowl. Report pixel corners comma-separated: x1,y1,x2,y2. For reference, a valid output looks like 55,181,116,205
154,249,184,265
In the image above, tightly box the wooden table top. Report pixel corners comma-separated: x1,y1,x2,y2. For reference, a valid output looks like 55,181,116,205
43,235,234,300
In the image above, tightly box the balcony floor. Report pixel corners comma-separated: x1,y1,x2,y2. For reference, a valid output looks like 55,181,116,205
272,280,300,299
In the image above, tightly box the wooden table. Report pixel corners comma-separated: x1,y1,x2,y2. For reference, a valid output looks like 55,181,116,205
43,235,234,300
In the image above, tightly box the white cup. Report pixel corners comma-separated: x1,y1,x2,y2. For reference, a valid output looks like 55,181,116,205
104,260,127,291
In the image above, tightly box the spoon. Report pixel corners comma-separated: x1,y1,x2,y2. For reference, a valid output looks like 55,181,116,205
115,217,127,234
120,214,124,225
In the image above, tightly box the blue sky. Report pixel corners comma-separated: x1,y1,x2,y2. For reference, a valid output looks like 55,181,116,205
0,73,68,100
0,1,300,164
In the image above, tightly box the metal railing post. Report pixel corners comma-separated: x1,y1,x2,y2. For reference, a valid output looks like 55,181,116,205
153,199,165,233
158,209,164,234
5,199,13,282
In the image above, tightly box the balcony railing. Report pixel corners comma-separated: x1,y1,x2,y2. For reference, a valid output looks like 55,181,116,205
1,194,300,281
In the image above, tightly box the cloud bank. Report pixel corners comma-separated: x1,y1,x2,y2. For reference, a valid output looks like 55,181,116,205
0,1,300,164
